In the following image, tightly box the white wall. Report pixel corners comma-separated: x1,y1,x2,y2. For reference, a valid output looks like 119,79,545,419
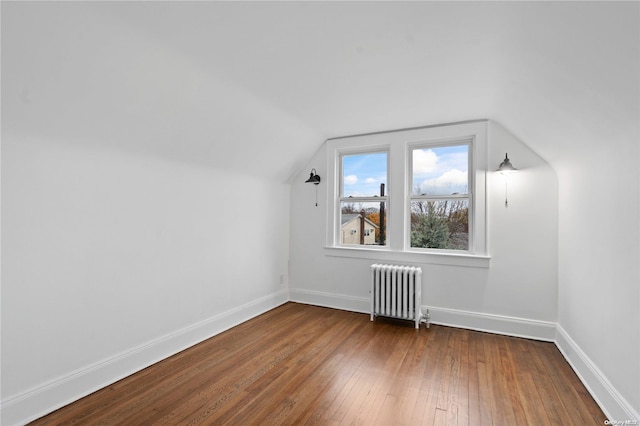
556,143,640,420
290,121,558,339
0,2,321,184
1,3,321,423
486,2,640,419
1,135,291,424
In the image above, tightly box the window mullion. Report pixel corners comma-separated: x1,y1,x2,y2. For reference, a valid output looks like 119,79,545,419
410,194,469,201
339,197,388,203
387,142,405,251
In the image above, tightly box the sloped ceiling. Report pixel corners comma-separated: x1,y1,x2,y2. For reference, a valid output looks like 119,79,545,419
3,1,638,180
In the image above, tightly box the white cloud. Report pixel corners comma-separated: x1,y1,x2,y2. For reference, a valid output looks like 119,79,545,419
420,169,468,193
365,177,376,184
413,149,438,175
446,152,469,171
344,174,358,185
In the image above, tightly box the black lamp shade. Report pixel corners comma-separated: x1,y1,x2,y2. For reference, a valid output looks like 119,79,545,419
305,169,321,184
497,153,518,174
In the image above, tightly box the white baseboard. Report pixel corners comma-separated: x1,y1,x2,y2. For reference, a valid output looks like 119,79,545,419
0,289,289,426
555,325,639,423
289,288,370,314
291,289,640,421
289,288,556,341
427,306,557,341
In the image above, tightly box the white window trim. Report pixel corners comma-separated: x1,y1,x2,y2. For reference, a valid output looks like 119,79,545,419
325,120,489,268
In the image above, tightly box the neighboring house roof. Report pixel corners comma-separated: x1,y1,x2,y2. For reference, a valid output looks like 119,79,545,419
341,214,379,229
341,214,359,226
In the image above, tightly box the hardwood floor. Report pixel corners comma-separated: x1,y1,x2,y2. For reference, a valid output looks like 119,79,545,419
31,303,606,425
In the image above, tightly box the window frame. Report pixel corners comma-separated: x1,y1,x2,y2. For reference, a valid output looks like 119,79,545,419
407,139,473,253
325,120,489,267
336,147,390,248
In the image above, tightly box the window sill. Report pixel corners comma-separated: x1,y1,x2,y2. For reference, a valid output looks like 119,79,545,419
324,246,491,268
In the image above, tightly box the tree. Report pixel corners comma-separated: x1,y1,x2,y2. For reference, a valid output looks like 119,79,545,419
410,202,450,248
366,211,387,245
341,203,358,214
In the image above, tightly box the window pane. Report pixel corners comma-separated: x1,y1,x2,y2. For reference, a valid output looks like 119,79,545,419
412,145,468,196
410,200,469,250
342,152,387,197
340,201,387,246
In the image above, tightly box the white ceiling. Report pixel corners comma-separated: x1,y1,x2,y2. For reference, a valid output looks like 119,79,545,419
3,1,638,181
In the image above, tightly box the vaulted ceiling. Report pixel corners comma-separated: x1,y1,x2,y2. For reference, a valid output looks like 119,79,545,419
3,1,638,181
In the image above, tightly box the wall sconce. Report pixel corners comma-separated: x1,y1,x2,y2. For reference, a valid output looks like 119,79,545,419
305,168,321,185
496,153,518,207
305,168,321,206
497,153,518,175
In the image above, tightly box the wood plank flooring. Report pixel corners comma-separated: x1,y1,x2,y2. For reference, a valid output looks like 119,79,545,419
31,302,606,425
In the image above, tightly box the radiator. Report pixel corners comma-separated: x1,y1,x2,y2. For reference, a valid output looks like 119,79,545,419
370,264,427,329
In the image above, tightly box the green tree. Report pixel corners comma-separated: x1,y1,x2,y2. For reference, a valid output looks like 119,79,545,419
411,203,450,248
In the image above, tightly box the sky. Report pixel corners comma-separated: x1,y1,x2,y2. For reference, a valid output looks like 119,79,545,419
412,145,469,195
341,144,469,198
342,152,388,197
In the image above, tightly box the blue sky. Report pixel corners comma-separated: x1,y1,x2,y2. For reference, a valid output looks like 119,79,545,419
342,152,387,197
341,145,469,197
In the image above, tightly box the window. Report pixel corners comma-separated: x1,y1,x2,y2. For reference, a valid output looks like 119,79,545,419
409,143,470,251
326,120,487,262
339,151,387,246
